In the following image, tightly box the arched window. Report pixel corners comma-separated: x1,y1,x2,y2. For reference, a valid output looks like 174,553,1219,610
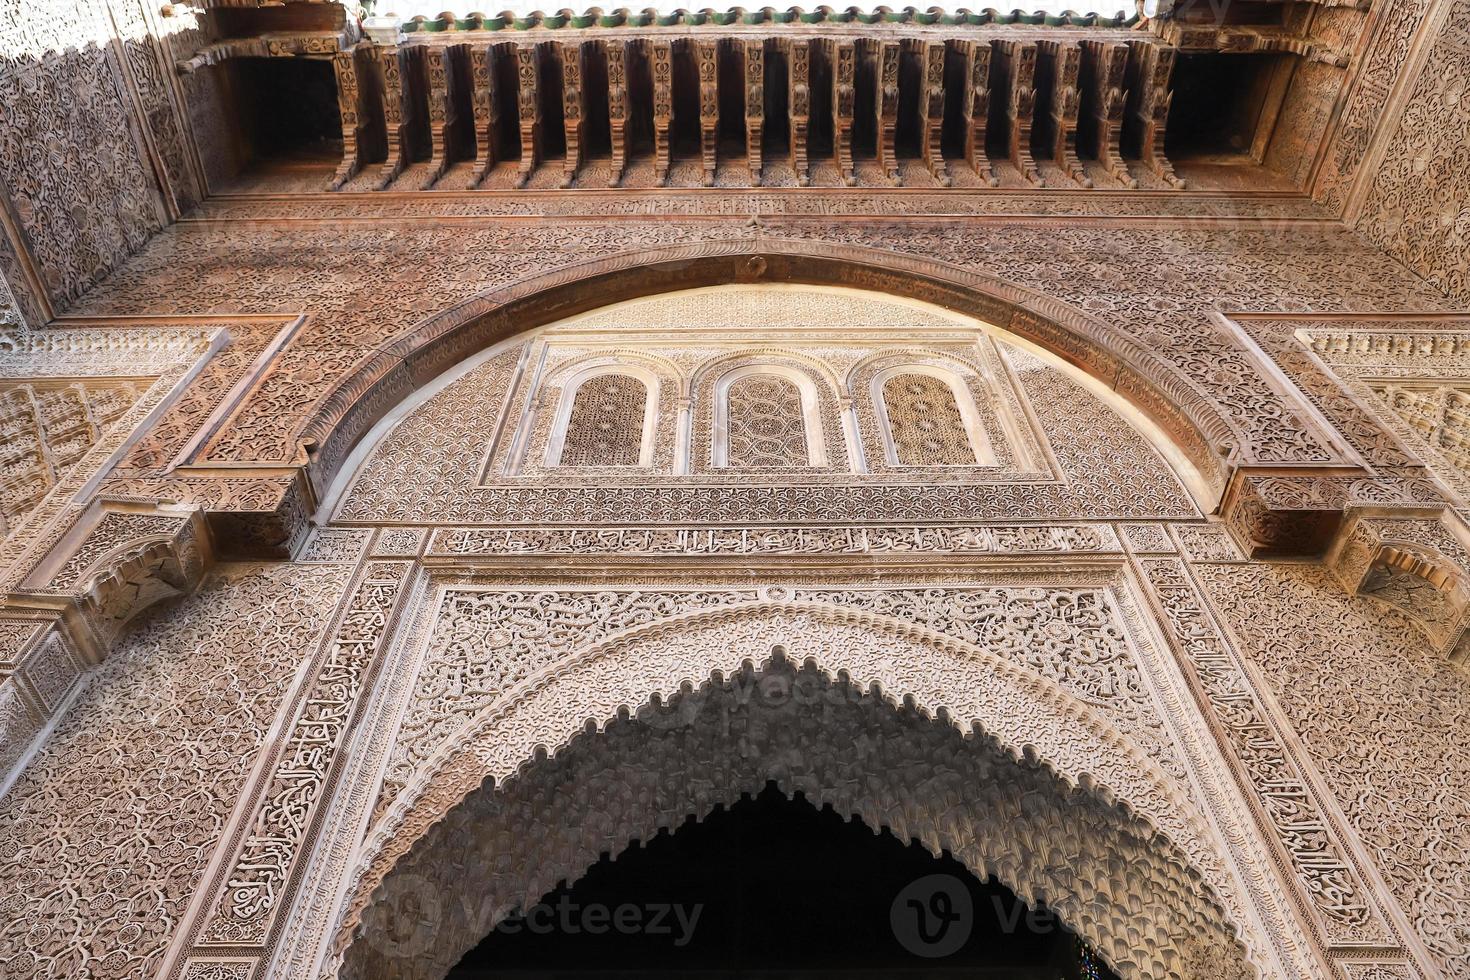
880,372,980,466
724,374,810,467
554,372,650,467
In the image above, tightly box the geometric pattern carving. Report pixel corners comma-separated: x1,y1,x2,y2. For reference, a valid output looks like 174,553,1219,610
0,380,146,537
1370,383,1470,486
882,372,976,465
724,374,808,467
556,374,648,467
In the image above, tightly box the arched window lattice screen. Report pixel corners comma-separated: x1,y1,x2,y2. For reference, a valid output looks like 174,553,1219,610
558,374,648,466
882,373,976,466
724,374,809,467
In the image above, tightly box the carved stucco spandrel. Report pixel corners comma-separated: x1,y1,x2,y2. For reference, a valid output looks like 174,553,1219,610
157,559,414,977
1137,557,1431,975
1354,2,1470,307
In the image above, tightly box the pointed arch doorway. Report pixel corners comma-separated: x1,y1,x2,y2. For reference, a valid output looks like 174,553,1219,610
339,628,1259,980
448,781,1122,979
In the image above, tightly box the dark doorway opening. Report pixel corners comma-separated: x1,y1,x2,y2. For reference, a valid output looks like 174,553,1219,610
448,782,1119,978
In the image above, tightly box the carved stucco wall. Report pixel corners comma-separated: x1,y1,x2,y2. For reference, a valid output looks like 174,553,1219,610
0,0,203,316
1197,562,1470,979
0,561,353,978
1355,0,1470,306
0,27,1465,964
0,277,1466,980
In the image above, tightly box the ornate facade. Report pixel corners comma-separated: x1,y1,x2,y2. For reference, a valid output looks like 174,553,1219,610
0,0,1467,977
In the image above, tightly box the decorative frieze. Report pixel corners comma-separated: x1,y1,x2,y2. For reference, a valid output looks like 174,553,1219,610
426,523,1122,558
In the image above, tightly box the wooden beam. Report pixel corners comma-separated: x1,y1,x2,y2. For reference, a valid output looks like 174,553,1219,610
696,39,719,186
560,41,583,188
605,39,628,187
424,44,454,188
1039,39,1089,187
787,39,811,186
650,39,673,185
996,39,1041,185
876,40,900,184
375,44,412,189
469,43,499,188
960,39,997,187
917,40,948,185
328,46,365,191
831,39,856,186
1126,39,1185,189
1081,39,1135,188
744,39,764,184
514,44,540,187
